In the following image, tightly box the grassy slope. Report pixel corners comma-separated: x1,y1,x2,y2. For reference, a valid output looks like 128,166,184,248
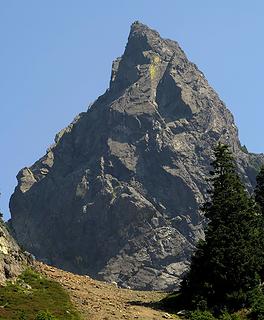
0,269,81,320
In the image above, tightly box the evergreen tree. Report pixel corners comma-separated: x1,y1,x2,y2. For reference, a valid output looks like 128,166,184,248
254,165,264,283
180,144,263,313
255,166,264,214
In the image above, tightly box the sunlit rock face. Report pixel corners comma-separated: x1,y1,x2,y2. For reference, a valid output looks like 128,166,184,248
10,21,264,290
0,219,31,284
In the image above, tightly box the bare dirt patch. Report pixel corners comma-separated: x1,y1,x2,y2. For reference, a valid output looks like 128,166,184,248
36,262,178,320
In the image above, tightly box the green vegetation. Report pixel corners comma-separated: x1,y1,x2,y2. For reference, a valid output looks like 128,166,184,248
34,311,58,320
162,144,264,319
188,310,216,320
255,165,264,215
0,269,81,320
240,145,249,154
248,287,264,319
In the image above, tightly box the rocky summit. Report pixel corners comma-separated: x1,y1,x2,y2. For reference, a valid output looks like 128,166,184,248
10,22,264,290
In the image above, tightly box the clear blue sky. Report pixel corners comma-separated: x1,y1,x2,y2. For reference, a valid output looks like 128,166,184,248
0,1,263,220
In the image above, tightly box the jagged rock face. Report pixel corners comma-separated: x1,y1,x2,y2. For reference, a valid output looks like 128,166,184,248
0,219,30,284
10,22,264,290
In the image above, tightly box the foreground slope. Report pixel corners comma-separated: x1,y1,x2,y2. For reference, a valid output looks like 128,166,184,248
10,22,264,290
0,268,80,320
36,262,175,320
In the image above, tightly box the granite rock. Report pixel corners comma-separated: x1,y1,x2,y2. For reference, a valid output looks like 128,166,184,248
0,218,31,284
10,22,264,290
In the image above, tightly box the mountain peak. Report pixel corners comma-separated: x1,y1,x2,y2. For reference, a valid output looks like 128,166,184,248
110,21,185,95
10,23,264,291
129,21,161,38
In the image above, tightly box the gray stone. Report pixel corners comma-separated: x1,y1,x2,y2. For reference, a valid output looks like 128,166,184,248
0,219,31,284
10,21,264,290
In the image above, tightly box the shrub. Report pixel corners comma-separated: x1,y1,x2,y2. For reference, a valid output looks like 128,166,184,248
248,287,264,320
35,311,58,320
188,310,216,320
18,311,28,320
219,311,244,320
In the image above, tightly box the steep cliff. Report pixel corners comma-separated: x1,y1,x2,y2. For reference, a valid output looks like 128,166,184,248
10,22,264,290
